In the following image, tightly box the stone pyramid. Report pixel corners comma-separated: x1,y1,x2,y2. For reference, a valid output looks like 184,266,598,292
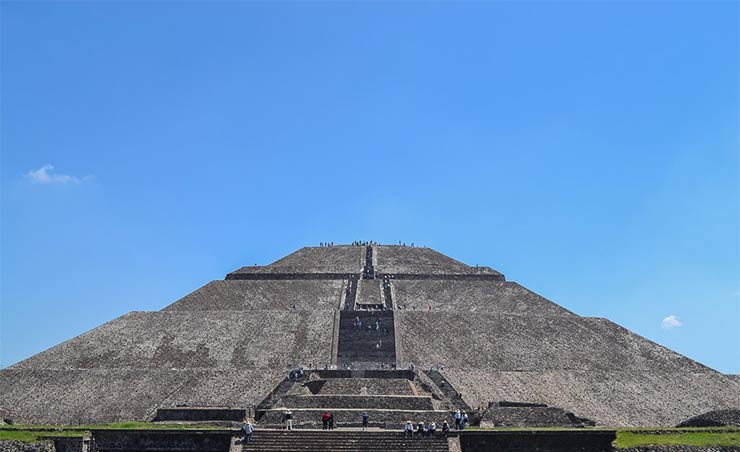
1,244,737,426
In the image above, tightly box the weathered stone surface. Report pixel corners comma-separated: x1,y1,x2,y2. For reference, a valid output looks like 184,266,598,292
278,394,435,410
0,368,283,424
302,378,415,395
163,280,344,311
374,246,503,276
396,312,710,372
0,441,55,452
2,310,332,424
480,403,595,427
392,280,574,316
442,370,738,427
355,279,383,306
228,246,364,276
677,409,740,427
10,310,332,370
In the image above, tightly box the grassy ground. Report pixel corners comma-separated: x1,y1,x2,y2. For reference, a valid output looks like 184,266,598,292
2,424,739,446
0,422,226,442
615,429,740,448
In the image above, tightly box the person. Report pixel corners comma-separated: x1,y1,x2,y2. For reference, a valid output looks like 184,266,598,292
322,412,330,430
416,421,425,437
242,419,253,443
328,413,335,429
285,410,293,431
461,412,468,430
404,420,414,437
454,409,461,430
362,412,369,430
442,420,450,436
427,421,436,436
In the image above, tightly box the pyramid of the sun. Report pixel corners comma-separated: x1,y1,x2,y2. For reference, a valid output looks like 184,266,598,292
1,245,737,426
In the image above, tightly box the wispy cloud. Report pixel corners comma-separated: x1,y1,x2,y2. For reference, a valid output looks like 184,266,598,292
25,164,93,184
661,315,683,330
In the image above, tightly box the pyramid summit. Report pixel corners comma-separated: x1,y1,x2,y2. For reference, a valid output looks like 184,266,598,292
1,243,737,427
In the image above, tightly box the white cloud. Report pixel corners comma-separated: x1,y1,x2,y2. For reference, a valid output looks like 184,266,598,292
661,315,683,330
25,164,92,184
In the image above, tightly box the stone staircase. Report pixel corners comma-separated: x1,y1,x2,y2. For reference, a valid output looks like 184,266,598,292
255,370,461,430
337,311,396,366
423,370,471,413
363,246,375,279
343,275,359,310
256,377,297,412
240,429,450,452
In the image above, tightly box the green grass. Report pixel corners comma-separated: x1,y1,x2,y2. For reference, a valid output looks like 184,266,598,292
0,429,84,442
0,422,227,442
614,430,740,447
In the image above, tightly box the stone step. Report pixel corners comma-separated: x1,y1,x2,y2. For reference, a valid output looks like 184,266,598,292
240,430,449,452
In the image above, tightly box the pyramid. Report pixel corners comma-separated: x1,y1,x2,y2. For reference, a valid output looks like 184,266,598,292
1,244,737,426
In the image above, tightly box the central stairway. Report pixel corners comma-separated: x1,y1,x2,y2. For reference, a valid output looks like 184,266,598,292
337,311,396,367
240,430,449,452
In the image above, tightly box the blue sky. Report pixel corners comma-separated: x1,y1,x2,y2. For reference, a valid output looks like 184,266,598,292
1,1,738,374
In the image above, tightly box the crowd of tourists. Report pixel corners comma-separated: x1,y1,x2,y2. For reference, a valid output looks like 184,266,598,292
319,240,422,247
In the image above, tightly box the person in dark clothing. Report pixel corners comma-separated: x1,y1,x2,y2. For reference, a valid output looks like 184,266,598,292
416,421,425,437
361,412,369,430
322,412,330,430
285,410,293,431
328,413,335,429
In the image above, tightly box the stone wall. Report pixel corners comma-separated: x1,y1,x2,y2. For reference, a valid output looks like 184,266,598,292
304,378,415,395
279,395,435,410
618,447,740,452
458,430,615,452
152,408,246,422
90,430,231,452
0,441,55,452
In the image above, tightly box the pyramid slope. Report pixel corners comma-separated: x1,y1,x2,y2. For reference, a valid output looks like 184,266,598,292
1,243,736,427
163,279,344,311
443,369,739,427
0,368,283,424
392,280,575,316
395,311,738,426
228,246,363,276
374,245,503,276
394,312,710,372
11,310,333,370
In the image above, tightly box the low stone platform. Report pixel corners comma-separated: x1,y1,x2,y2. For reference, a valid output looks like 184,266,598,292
238,429,449,452
279,394,436,410
258,408,455,429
